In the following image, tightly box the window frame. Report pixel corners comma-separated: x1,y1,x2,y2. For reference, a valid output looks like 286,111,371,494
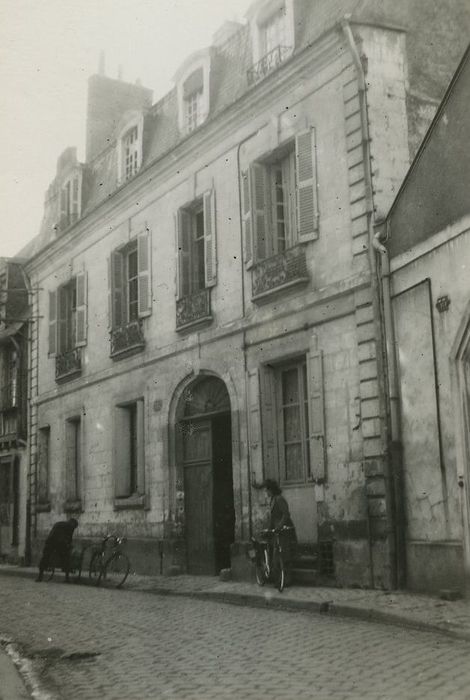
64,414,82,510
114,398,146,509
108,229,152,331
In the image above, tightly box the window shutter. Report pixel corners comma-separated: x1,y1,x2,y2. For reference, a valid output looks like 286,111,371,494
241,170,253,268
176,209,191,300
260,364,278,480
137,229,152,318
48,290,57,356
59,187,68,228
58,287,67,354
109,250,124,329
250,163,268,261
247,368,263,484
71,175,80,223
75,271,87,346
114,408,131,497
307,343,325,481
295,127,319,242
203,189,217,288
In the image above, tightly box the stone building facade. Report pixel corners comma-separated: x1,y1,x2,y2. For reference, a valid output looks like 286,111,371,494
377,46,470,593
16,0,470,588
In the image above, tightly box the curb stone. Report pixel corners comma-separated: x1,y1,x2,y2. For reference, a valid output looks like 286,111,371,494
1,565,469,644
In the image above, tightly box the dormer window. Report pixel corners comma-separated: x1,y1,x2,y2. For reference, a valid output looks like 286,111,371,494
247,0,295,86
123,126,139,180
116,112,144,184
59,171,82,231
174,49,212,135
260,5,286,56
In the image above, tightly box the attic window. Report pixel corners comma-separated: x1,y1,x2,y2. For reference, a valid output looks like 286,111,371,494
247,0,295,85
260,5,287,56
123,126,139,180
184,68,204,132
174,49,211,135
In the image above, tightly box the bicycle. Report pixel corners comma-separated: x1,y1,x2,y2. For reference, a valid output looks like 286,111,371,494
248,526,294,593
88,534,130,588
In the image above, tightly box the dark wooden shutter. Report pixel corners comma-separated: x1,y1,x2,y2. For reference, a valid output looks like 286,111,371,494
57,286,67,354
241,170,253,268
75,271,87,346
137,229,152,317
260,364,278,480
48,290,57,356
203,190,217,287
247,368,263,484
109,251,124,329
250,163,268,261
177,209,191,300
295,127,319,242
114,407,131,497
307,343,325,481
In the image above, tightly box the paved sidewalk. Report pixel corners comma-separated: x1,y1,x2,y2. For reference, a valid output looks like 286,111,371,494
1,563,469,642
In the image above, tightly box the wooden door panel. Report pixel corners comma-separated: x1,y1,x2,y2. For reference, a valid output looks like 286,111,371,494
184,463,214,574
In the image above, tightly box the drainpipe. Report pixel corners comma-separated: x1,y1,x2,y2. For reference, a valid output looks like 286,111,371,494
341,19,398,589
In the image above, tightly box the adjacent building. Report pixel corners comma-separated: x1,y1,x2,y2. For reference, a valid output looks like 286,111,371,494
377,45,470,593
12,0,470,588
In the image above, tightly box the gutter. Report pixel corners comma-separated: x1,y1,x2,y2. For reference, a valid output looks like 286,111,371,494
341,18,400,589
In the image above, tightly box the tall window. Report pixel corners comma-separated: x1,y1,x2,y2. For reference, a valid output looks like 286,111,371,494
59,173,81,229
58,280,76,353
261,6,287,56
108,230,152,330
114,400,145,500
48,272,87,357
123,126,139,180
65,417,81,504
186,90,203,133
276,359,310,483
241,128,319,266
176,191,216,299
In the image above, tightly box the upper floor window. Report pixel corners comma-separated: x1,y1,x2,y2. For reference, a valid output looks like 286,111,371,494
123,126,139,180
59,172,82,231
108,230,152,330
116,112,144,184
174,50,212,135
48,273,87,356
247,0,295,84
241,128,319,266
175,190,216,331
261,5,286,55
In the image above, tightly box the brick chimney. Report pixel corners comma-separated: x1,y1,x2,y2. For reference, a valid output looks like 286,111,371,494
85,74,153,162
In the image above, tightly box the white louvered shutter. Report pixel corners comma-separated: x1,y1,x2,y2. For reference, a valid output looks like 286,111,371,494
260,364,278,481
109,251,124,328
75,271,87,346
247,368,263,484
241,170,253,268
48,290,57,356
307,342,325,481
137,229,152,318
203,189,217,287
250,163,268,261
295,127,319,242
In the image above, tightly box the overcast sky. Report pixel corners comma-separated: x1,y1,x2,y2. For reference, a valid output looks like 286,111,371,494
0,0,252,257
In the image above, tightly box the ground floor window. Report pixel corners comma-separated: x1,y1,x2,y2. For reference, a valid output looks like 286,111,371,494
114,399,145,499
276,358,310,483
65,416,81,505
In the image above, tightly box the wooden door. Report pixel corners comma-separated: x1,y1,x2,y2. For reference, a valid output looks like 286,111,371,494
182,419,215,574
0,457,18,555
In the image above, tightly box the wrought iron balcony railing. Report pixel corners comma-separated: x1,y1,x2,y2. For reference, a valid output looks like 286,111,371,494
55,348,82,381
251,246,309,301
176,289,212,331
110,320,145,358
247,45,292,86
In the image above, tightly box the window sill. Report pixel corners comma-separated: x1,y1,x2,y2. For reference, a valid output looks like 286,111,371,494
64,499,83,514
35,501,52,513
114,494,148,510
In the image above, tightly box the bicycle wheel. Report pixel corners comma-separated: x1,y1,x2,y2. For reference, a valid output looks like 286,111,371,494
89,552,103,586
255,547,270,586
274,554,285,593
103,552,130,588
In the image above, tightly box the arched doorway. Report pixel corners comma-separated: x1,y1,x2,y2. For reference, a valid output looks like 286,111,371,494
176,376,235,575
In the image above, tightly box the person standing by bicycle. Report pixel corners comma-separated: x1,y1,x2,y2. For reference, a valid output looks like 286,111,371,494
263,479,297,585
36,517,79,583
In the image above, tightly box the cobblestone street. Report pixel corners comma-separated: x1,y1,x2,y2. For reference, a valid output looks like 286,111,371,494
1,576,470,700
